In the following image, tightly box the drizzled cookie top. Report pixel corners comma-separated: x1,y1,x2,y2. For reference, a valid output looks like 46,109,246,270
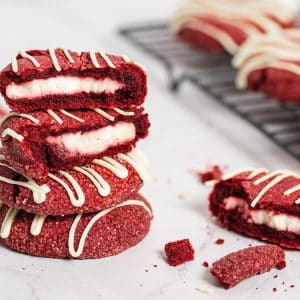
210,168,300,214
233,29,300,89
172,0,297,54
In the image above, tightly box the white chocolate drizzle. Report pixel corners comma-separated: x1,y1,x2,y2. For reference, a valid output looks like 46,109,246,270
73,166,110,197
1,128,24,142
121,55,131,62
92,156,128,179
12,50,41,72
49,171,85,207
48,48,75,71
59,110,85,123
93,108,115,121
30,214,47,236
0,207,19,238
0,112,39,127
113,108,134,116
222,168,300,207
89,50,115,68
68,199,152,257
47,109,63,124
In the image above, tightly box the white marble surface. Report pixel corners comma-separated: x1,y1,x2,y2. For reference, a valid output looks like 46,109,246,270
0,1,300,299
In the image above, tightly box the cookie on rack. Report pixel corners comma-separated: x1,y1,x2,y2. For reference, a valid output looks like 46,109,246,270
171,0,297,54
208,168,300,249
0,148,149,216
234,29,300,102
0,49,147,112
0,107,150,182
0,193,152,259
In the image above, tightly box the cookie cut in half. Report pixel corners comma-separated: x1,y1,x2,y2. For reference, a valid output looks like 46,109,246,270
0,49,147,112
208,168,300,249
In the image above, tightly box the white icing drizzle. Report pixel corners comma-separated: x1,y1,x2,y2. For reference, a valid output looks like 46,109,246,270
234,30,300,89
118,149,149,181
59,110,85,122
47,109,63,124
68,199,152,257
0,155,6,161
121,54,131,62
12,50,41,72
49,48,62,72
222,168,256,180
92,156,128,179
113,108,134,116
172,0,296,54
73,166,110,197
49,171,85,207
247,168,268,179
0,207,19,238
89,50,115,68
0,112,39,127
1,128,24,142
30,214,47,236
93,108,115,121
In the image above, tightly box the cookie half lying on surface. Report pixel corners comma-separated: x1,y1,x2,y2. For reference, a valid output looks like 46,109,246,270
209,168,300,249
0,49,147,113
0,107,149,182
234,29,300,102
0,193,152,259
171,0,297,54
0,148,149,216
211,245,286,288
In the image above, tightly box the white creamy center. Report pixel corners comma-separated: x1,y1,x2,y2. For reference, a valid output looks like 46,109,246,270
46,121,136,156
224,197,300,233
6,76,124,99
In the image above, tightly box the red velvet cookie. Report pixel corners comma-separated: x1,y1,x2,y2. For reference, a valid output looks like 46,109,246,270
0,107,150,182
0,193,152,259
172,0,297,54
209,168,300,249
0,148,149,216
234,29,300,102
0,49,147,112
211,245,286,288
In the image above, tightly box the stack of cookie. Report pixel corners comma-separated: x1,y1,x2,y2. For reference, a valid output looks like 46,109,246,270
0,49,152,259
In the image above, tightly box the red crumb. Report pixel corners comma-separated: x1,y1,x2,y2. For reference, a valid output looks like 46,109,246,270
164,239,195,266
282,282,285,285
272,288,277,292
290,285,295,288
145,269,148,272
273,274,278,278
210,245,286,288
215,239,224,245
198,165,223,184
153,264,157,268
202,261,209,268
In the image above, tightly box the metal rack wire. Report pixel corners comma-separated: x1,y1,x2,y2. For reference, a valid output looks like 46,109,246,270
119,22,300,161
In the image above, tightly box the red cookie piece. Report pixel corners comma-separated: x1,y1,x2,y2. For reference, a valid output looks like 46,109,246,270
172,0,296,54
0,107,150,182
0,148,149,216
0,49,147,112
0,193,152,259
209,168,300,249
164,239,195,266
211,245,286,288
234,29,300,102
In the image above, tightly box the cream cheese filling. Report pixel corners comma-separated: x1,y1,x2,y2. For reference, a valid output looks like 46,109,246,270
6,76,124,100
46,121,136,156
224,196,300,233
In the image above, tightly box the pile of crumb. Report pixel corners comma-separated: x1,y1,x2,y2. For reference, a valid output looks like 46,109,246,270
198,165,223,184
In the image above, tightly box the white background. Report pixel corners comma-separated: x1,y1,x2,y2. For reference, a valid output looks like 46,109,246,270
0,0,299,299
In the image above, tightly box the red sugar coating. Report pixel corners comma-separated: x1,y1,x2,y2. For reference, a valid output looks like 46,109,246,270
247,68,300,103
0,50,147,112
164,239,195,266
215,238,224,245
0,107,150,182
210,245,286,288
0,155,143,216
198,165,223,184
0,193,152,259
209,170,300,249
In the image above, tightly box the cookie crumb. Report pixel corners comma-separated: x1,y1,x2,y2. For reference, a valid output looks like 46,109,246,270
273,274,278,278
202,261,209,268
198,165,223,184
215,238,224,245
272,288,277,292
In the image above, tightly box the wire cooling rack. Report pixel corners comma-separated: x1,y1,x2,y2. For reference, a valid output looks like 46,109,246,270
119,22,300,161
